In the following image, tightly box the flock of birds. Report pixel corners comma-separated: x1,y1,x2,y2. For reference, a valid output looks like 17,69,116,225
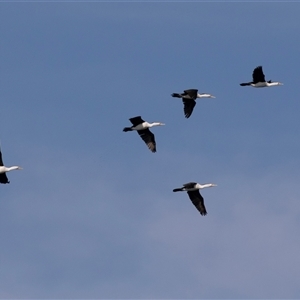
1,66,283,216
122,66,283,215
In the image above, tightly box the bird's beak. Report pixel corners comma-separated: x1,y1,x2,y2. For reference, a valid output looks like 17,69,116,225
160,123,165,126
279,83,284,85
18,167,23,170
212,184,217,187
211,95,216,98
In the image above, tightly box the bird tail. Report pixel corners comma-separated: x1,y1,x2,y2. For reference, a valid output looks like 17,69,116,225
173,187,184,192
240,82,251,86
123,127,132,132
171,93,181,98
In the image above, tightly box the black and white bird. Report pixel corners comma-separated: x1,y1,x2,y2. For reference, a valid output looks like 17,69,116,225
123,116,165,153
0,146,22,184
240,66,283,87
173,182,217,216
171,89,215,118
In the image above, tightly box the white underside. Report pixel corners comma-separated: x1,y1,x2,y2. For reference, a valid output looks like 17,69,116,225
132,122,148,130
0,166,7,173
252,82,267,87
252,82,282,88
132,122,164,130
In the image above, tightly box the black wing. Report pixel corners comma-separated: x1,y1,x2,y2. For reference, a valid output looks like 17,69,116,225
182,99,196,118
137,129,156,153
252,66,265,83
184,89,198,99
0,172,9,184
183,182,197,189
129,116,145,126
0,150,4,166
187,190,207,216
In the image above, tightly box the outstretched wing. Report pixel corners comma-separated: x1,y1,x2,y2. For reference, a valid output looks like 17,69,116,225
0,150,4,166
184,89,198,99
182,99,196,118
252,66,265,83
0,173,9,184
129,116,145,126
187,190,207,216
137,129,156,153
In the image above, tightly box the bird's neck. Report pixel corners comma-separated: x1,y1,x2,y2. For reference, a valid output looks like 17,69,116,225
198,183,214,189
197,93,210,98
148,122,160,128
266,82,281,86
5,166,19,172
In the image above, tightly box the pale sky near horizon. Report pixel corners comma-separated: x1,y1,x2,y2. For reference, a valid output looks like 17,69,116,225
1,2,300,299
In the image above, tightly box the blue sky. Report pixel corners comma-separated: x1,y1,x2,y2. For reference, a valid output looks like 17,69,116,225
1,2,300,299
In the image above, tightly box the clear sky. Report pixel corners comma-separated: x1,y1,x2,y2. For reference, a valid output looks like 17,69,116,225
1,1,300,299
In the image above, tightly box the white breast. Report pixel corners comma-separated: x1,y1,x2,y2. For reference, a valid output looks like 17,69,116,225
133,122,148,130
252,82,267,88
0,166,7,173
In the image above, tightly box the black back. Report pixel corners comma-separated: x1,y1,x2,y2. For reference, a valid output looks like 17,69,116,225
129,116,145,126
183,182,197,189
183,89,198,100
252,66,266,83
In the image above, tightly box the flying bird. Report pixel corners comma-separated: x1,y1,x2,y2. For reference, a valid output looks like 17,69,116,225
0,146,22,184
173,182,217,215
123,116,165,153
171,89,216,118
240,66,283,87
